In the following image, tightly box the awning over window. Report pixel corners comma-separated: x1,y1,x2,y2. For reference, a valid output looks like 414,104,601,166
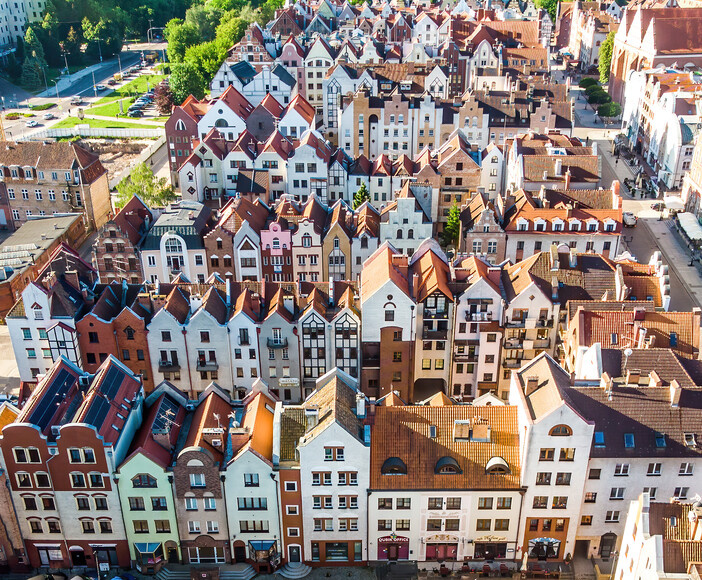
135,543,161,554
678,212,702,241
249,541,276,551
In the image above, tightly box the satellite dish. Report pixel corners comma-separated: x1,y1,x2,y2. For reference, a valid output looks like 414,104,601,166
624,348,633,358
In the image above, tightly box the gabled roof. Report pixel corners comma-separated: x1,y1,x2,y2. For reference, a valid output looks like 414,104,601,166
184,386,233,460
231,390,276,463
283,93,316,125
217,85,255,120
111,196,153,246
361,242,410,301
260,93,285,118
162,286,191,325
410,240,453,302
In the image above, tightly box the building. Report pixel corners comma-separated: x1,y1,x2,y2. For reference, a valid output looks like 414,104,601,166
0,141,111,231
379,186,433,256
568,1,619,72
172,384,234,565
0,355,144,569
224,386,281,572
0,214,87,317
141,201,212,284
459,193,506,263
0,402,24,571
368,396,522,564
116,383,187,572
210,61,296,104
6,244,97,382
509,354,595,564
609,3,702,104
93,196,152,284
276,370,370,565
615,496,702,579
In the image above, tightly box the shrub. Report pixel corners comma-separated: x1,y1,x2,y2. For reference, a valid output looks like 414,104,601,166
585,84,604,96
5,113,20,120
588,91,612,105
30,102,56,111
579,78,598,89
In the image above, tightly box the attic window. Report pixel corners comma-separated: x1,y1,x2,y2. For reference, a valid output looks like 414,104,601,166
485,456,511,475
611,333,618,345
670,332,678,347
435,456,462,475
549,425,572,437
655,432,666,448
624,433,635,448
594,431,605,448
684,433,697,447
381,457,407,475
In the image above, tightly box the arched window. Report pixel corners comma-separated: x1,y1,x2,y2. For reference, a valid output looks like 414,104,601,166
165,238,183,253
214,118,228,128
485,456,511,475
408,229,414,239
549,425,573,437
381,457,407,475
175,119,186,131
302,234,312,248
397,229,403,239
132,474,157,488
272,238,280,249
435,456,462,474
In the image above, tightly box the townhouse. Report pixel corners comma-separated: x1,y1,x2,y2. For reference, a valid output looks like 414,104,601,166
275,370,370,565
210,61,296,104
567,1,619,72
368,396,522,565
0,355,144,569
141,201,212,285
0,141,111,231
116,384,187,572
459,193,506,263
171,384,234,565
378,185,433,257
93,196,152,284
224,386,281,572
6,244,97,382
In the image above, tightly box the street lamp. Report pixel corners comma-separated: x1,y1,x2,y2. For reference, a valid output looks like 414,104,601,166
40,63,48,91
52,80,60,100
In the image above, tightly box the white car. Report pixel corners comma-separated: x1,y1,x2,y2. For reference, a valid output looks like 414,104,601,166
95,84,107,91
26,119,38,127
43,112,55,120
623,212,638,227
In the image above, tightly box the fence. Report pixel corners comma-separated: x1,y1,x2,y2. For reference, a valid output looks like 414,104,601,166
20,126,164,141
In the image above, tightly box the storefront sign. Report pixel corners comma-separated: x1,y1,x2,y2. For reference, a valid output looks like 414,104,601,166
279,378,300,387
476,535,507,542
379,535,409,543
425,534,459,543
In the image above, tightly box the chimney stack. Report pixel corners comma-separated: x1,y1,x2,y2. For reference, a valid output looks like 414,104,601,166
626,369,641,386
670,380,682,407
305,406,319,430
525,376,539,395
356,392,366,418
564,168,571,190
555,158,563,176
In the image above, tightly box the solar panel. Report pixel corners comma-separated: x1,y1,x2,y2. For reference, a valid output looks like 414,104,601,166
101,365,125,400
28,368,78,430
83,396,110,428
152,395,180,431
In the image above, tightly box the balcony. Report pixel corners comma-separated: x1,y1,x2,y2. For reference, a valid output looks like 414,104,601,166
158,360,180,371
423,309,449,320
196,359,219,371
422,328,448,340
267,337,289,349
505,319,526,328
466,311,493,322
454,352,478,362
503,358,523,368
503,339,523,350
535,318,554,328
532,338,551,349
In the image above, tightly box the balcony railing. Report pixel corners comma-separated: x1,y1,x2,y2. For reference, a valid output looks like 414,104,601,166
454,353,478,362
503,358,523,368
503,340,523,350
423,309,449,320
159,360,180,371
196,359,219,371
422,329,448,340
267,337,289,349
466,311,493,322
532,338,551,349
535,318,554,328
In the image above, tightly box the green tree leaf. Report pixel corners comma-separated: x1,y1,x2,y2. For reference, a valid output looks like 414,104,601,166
599,31,616,84
115,162,177,209
352,182,371,209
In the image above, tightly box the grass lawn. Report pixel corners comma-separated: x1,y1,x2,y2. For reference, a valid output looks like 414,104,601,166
88,97,135,117
96,74,165,104
53,116,158,129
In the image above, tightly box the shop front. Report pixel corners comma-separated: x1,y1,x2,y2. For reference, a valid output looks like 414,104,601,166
424,535,459,561
377,534,409,561
134,543,164,574
528,538,561,560
473,536,508,560
248,540,279,573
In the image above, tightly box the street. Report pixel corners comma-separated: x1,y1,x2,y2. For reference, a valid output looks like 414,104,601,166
1,42,166,141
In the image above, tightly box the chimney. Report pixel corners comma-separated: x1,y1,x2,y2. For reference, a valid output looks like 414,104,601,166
412,273,419,300
225,278,231,307
190,293,203,312
670,379,682,407
551,275,559,300
525,376,539,395
152,428,173,451
543,170,549,181
592,141,598,156
600,371,613,391
356,392,366,418
626,369,641,386
555,158,563,176
564,168,571,190
329,276,334,305
648,370,662,387
136,293,152,313
63,269,80,291
569,247,577,268
305,405,319,429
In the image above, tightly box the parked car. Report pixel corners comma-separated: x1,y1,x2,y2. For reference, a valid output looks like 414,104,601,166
95,84,107,91
623,212,638,227
70,97,83,106
127,110,144,117
26,120,38,127
43,112,55,120
107,79,116,86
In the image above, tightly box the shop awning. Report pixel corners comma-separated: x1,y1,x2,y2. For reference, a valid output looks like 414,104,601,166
249,540,276,551
678,212,702,241
664,196,685,210
135,543,161,554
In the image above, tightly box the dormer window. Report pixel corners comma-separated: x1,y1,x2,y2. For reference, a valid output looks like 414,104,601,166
381,457,407,475
435,456,462,475
485,456,511,475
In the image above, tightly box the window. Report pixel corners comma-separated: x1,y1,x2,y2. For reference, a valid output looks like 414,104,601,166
614,464,630,476
428,497,443,510
555,472,571,485
536,472,551,485
185,498,198,511
89,473,103,488
204,497,216,510
188,521,201,533
71,473,86,488
605,511,620,523
378,519,393,531
539,448,554,461
378,498,393,510
244,473,259,487
48,520,61,533
95,497,108,510
495,519,509,531
190,473,205,487
132,474,156,488
549,425,572,436
24,496,38,510
134,520,149,534
679,463,694,476
497,497,512,509
647,463,661,476
584,492,597,503
30,520,42,533
610,487,625,500
559,448,575,461
152,496,168,510
655,432,666,448
155,520,171,533
385,310,395,321
674,487,689,499
624,433,635,448
129,497,145,511
552,496,568,509
446,497,461,509
478,497,493,509
427,519,442,531
594,432,605,447
532,496,548,509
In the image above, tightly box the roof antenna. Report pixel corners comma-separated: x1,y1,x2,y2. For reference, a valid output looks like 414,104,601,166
213,412,222,429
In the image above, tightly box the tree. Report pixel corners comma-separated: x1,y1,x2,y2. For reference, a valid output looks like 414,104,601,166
352,182,371,209
62,26,82,65
115,163,177,209
184,3,221,42
599,31,616,84
441,202,461,247
588,90,611,105
215,14,249,48
585,84,604,97
154,80,174,114
598,101,622,119
24,27,45,61
183,38,228,83
169,61,205,104
164,19,199,63
579,77,598,89
534,0,558,21
21,56,45,90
